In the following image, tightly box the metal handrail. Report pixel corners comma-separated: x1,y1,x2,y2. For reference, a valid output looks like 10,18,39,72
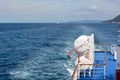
71,50,106,80
71,64,79,80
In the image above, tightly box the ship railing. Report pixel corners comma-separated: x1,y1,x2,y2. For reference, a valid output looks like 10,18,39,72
95,42,111,51
71,51,106,80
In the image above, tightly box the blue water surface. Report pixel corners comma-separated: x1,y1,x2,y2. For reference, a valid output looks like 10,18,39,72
0,23,118,80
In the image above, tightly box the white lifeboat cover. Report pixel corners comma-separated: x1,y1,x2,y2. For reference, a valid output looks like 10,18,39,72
75,56,90,70
74,35,89,53
77,45,89,53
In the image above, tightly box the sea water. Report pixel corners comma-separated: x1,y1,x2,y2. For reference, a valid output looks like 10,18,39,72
0,23,118,80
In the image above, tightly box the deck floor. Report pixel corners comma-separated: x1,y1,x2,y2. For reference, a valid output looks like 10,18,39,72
78,51,116,80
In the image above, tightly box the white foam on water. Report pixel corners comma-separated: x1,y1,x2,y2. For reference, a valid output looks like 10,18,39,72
9,70,30,79
64,41,75,77
80,25,88,29
64,41,74,53
9,49,43,79
79,25,91,32
65,41,73,45
64,63,73,76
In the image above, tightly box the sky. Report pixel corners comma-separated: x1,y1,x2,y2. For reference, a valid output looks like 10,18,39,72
0,0,120,23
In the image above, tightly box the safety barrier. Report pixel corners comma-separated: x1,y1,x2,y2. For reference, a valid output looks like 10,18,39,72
71,51,106,80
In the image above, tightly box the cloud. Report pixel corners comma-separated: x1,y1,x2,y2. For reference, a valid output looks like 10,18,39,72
88,5,97,10
0,0,120,22
76,11,93,15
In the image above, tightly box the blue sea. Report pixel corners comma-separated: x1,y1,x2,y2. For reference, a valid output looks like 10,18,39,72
0,23,118,80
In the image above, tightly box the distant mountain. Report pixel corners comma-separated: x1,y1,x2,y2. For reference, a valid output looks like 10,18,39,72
67,20,101,23
103,14,120,23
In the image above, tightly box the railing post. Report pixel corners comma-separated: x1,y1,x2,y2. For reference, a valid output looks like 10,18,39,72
100,43,101,50
71,64,79,80
89,69,91,77
104,51,106,80
104,65,106,80
84,69,86,78
77,65,80,80
107,45,109,51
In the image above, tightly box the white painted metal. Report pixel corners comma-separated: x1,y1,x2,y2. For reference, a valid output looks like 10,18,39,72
117,46,120,69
